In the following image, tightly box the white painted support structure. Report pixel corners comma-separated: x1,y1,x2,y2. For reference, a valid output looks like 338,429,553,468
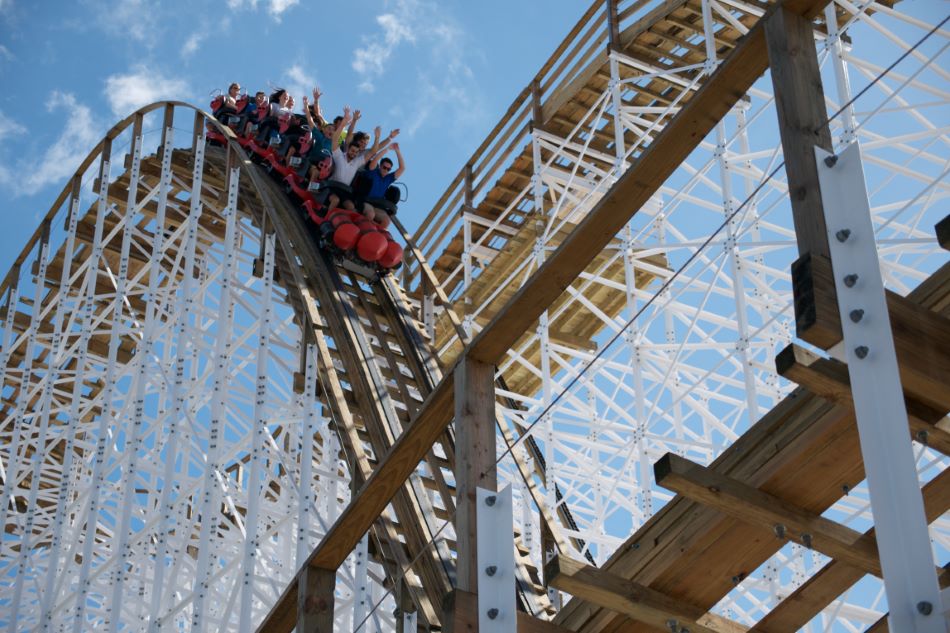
477,486,516,633
816,142,943,631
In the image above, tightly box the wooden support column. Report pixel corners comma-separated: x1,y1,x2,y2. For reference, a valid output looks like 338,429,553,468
297,566,335,633
765,7,844,351
454,355,498,594
605,0,620,52
765,6,833,260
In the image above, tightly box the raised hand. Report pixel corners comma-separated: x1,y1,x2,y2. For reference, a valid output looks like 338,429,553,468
389,128,400,139
312,86,322,100
353,109,362,122
374,125,382,138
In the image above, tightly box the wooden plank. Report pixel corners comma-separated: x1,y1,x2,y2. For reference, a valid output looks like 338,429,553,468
297,566,335,633
794,254,950,411
545,555,748,633
653,453,882,576
775,343,950,455
467,0,834,365
455,355,498,593
750,466,950,632
441,589,478,633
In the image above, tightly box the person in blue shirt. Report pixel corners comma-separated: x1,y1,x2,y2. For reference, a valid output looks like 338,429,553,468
359,142,405,229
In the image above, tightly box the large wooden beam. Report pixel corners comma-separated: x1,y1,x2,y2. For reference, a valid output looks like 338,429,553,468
653,453,882,577
455,355,498,594
297,566,335,633
467,0,835,365
545,555,748,633
765,6,833,260
750,467,950,632
793,254,950,411
776,343,950,455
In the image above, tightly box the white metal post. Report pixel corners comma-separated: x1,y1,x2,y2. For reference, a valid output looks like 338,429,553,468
816,142,943,631
239,231,276,633
476,486,515,633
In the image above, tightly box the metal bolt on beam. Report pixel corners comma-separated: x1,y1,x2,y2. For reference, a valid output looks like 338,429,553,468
844,274,859,287
849,309,865,323
854,346,869,359
836,228,852,242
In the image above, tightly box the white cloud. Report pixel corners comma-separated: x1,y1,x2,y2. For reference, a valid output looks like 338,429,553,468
225,0,298,21
349,1,484,137
0,44,13,62
181,31,204,58
103,67,189,117
352,0,420,93
0,110,25,141
89,0,161,46
0,93,104,197
281,64,316,103
267,0,298,19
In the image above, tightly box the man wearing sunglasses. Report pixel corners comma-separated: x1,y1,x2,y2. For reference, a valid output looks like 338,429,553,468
359,142,405,229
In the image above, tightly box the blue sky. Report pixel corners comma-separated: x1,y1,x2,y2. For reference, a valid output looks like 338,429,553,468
0,0,582,275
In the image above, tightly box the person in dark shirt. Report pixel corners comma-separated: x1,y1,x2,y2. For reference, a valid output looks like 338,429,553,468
359,142,405,229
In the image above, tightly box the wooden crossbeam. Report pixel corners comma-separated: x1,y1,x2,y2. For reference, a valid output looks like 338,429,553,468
653,453,882,576
750,466,950,632
545,554,748,633
776,343,950,455
794,253,950,412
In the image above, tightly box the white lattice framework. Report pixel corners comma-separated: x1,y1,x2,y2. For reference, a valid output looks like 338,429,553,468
0,109,396,632
0,0,947,631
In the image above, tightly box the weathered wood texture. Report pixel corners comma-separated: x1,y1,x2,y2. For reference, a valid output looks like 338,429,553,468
546,554,747,633
793,254,950,411
654,453,882,576
765,6,833,259
297,566,336,633
455,356,499,593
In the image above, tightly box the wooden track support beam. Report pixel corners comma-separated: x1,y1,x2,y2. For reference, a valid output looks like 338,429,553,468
653,453,882,577
750,466,950,632
544,555,748,633
455,355,498,594
297,566,335,633
775,343,950,455
765,6,833,260
792,253,950,412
